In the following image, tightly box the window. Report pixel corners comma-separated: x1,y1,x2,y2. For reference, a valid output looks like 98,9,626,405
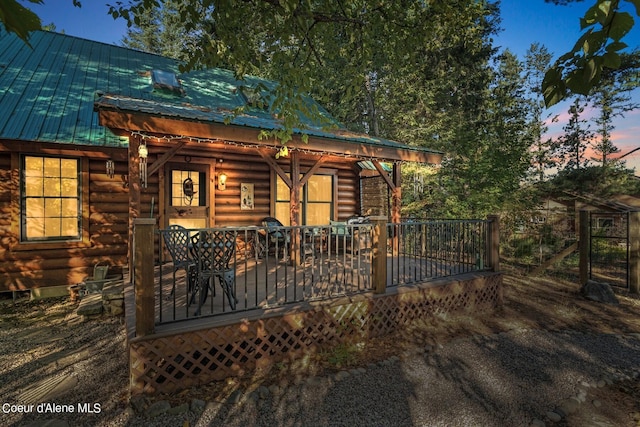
171,170,204,207
276,174,334,226
168,168,208,229
305,175,333,225
21,156,81,242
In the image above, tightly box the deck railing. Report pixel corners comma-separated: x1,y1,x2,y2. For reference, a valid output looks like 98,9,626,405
153,223,375,325
388,219,492,287
132,216,499,333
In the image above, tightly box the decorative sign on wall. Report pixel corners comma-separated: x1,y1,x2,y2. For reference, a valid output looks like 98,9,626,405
241,183,254,210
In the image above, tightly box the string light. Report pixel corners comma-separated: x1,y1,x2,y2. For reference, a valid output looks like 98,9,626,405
130,131,403,165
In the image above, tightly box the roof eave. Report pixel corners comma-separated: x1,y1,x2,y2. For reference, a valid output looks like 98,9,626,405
96,108,442,164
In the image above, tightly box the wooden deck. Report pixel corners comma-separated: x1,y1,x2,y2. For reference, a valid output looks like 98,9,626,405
126,218,500,395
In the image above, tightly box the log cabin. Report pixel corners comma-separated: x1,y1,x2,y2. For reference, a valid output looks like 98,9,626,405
0,28,441,294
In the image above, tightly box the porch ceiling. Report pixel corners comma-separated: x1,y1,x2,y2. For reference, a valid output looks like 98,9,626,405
95,95,442,164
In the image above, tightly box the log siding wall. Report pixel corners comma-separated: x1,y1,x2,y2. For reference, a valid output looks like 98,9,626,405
0,143,129,292
0,141,364,291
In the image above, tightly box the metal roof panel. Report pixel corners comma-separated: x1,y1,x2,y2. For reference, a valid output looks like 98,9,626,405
0,28,441,157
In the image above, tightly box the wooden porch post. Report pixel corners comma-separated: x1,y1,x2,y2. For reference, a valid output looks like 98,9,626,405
391,163,402,224
486,214,500,272
128,134,142,279
289,151,301,265
371,216,388,294
629,211,640,294
371,161,401,257
579,210,590,286
134,218,155,337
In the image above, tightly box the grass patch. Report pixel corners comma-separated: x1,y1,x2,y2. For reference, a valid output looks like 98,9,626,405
320,342,364,369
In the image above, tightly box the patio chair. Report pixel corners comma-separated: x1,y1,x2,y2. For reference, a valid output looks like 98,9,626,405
329,215,370,254
190,230,238,315
159,225,194,298
258,217,290,261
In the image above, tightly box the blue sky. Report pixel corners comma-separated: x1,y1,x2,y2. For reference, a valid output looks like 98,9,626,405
31,0,640,170
495,1,640,170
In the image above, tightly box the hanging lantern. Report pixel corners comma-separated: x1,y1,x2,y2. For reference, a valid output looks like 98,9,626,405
183,176,195,205
138,142,148,188
105,158,115,179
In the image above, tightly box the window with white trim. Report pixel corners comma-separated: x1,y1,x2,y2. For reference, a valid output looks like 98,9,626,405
21,155,81,242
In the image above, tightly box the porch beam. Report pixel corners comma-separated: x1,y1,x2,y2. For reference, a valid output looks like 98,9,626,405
299,156,328,187
147,140,186,177
371,160,396,191
258,149,292,188
372,160,401,223
97,110,442,164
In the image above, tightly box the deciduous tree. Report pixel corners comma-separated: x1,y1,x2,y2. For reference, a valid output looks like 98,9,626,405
542,0,640,106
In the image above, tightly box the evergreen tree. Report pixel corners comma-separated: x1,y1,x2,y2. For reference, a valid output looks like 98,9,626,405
113,1,542,218
121,5,161,55
553,98,594,171
121,0,202,62
523,44,555,181
589,52,640,167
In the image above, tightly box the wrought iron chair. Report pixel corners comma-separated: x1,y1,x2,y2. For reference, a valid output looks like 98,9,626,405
259,216,290,261
159,224,194,298
190,230,238,315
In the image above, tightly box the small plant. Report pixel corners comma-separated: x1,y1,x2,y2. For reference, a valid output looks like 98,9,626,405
321,342,363,369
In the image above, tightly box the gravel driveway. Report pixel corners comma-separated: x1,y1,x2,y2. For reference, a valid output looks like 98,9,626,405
3,296,640,427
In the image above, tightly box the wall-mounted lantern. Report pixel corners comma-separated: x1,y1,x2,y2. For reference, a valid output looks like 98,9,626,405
217,159,227,191
218,171,227,191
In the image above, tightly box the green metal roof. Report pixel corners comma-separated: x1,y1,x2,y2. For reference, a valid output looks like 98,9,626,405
0,29,441,160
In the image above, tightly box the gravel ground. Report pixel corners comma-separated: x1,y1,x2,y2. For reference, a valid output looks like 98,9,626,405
2,295,640,427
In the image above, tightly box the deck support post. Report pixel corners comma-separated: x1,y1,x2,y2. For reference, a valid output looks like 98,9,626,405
629,211,640,294
371,216,388,294
486,214,500,272
134,218,156,337
579,210,590,286
128,134,142,280
289,151,301,266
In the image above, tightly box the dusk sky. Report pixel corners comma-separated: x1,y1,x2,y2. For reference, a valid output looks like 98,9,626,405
31,0,640,171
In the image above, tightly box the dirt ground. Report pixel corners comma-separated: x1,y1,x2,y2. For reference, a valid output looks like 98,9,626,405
2,264,640,426
360,264,640,427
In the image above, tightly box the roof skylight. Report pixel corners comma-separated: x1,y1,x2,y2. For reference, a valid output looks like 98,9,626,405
151,70,185,96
